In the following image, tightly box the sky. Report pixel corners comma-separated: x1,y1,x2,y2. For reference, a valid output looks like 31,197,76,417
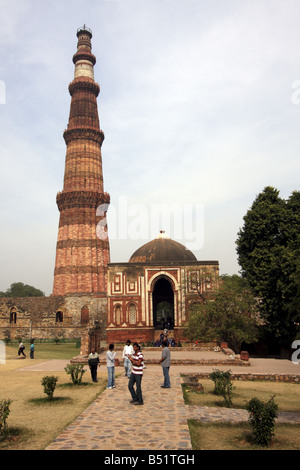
0,0,299,296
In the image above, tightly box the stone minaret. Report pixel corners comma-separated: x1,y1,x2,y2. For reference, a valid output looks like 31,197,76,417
53,26,110,296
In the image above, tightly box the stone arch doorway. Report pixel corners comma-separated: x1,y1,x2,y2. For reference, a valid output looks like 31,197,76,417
152,277,174,329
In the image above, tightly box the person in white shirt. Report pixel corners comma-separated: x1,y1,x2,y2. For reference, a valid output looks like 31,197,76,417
122,339,134,378
128,343,144,405
106,344,116,389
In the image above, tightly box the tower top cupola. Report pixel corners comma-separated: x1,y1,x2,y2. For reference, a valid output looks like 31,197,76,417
73,25,96,80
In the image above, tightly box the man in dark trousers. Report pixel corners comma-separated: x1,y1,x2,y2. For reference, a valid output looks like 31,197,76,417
160,340,171,388
88,348,100,382
128,342,144,405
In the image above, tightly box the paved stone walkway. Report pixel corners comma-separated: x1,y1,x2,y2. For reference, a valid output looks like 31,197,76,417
46,366,192,450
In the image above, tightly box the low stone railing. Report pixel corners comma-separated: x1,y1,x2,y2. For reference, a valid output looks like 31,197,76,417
183,372,300,384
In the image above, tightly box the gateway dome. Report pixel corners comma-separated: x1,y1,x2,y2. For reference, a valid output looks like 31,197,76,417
129,231,197,263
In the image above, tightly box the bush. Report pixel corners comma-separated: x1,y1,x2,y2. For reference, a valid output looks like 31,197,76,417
246,396,278,447
64,363,86,385
209,369,235,407
41,376,58,400
0,399,11,437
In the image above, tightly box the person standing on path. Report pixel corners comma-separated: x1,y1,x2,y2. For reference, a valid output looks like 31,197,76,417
88,348,100,383
160,340,171,388
122,339,134,378
128,342,144,405
106,344,116,389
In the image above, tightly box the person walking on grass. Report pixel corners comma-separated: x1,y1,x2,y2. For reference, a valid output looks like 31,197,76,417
30,340,35,359
106,344,116,389
18,340,26,358
128,342,144,405
160,340,171,388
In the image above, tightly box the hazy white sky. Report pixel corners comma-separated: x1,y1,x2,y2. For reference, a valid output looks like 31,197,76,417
0,0,299,295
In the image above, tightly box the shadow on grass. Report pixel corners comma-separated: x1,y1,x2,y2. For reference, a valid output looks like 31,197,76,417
58,382,95,388
182,384,246,409
28,396,73,405
0,426,29,449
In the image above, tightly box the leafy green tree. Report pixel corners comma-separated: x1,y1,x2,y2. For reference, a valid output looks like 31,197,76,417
236,187,300,347
41,376,58,400
246,396,278,447
184,275,261,353
209,369,235,407
64,364,86,385
0,282,45,297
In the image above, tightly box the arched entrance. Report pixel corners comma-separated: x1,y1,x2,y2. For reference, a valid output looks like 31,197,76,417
152,277,174,329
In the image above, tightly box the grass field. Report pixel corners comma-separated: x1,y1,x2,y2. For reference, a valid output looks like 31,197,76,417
184,377,300,450
188,421,300,450
5,343,80,360
0,343,108,450
182,378,300,412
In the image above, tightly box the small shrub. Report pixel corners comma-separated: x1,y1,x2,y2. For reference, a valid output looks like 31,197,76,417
209,369,235,407
41,376,58,400
64,363,86,385
246,396,278,447
0,399,11,437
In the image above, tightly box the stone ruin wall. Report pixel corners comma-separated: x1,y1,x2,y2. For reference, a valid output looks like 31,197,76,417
0,295,108,348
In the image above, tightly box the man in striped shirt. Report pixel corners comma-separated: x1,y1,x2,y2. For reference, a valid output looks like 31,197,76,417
128,342,144,405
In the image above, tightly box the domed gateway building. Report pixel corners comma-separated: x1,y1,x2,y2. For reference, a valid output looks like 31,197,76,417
106,231,219,345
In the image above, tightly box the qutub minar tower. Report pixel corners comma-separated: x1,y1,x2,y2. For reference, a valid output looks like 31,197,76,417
53,26,110,296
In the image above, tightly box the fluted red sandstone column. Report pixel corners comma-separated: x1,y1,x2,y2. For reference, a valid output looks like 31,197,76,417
53,26,110,295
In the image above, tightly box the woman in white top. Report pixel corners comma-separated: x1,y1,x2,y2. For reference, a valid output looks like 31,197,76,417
122,339,134,378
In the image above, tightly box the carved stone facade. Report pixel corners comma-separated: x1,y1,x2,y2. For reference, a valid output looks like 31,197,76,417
106,233,219,344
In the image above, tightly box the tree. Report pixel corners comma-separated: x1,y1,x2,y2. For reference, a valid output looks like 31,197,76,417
184,275,261,353
0,282,45,297
236,186,300,347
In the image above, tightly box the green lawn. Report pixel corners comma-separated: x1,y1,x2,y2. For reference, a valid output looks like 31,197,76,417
184,377,300,449
5,342,80,360
182,378,300,412
188,421,300,450
0,343,107,450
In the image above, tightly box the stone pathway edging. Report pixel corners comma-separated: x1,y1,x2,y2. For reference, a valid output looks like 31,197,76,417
186,405,300,424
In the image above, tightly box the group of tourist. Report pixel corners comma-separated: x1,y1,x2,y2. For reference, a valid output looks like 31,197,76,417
154,333,176,348
88,338,171,406
17,340,35,359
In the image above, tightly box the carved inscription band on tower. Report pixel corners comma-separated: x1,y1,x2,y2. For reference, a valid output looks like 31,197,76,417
53,26,110,296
